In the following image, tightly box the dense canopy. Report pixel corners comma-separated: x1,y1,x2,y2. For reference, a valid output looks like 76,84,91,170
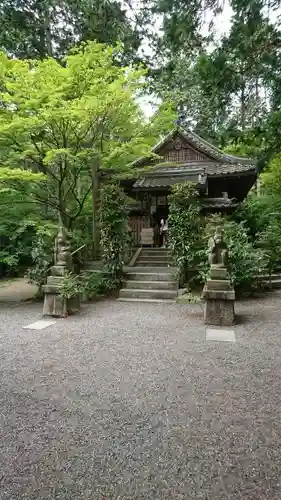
1,0,281,288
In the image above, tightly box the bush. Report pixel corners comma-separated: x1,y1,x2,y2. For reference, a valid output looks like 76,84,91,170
0,188,43,277
25,221,58,295
26,221,96,295
257,221,281,281
0,218,40,277
167,184,269,293
234,193,281,239
59,270,121,301
100,184,131,277
168,182,202,285
197,215,268,293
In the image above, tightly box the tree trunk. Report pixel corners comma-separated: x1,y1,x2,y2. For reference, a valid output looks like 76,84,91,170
241,83,246,131
255,77,259,101
57,167,68,229
256,177,261,197
39,4,53,58
92,160,100,260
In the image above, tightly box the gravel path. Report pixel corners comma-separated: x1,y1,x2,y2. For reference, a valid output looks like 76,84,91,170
0,294,281,499
0,278,37,303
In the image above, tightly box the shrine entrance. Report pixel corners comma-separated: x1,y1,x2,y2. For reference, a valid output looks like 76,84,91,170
128,193,169,246
122,127,257,246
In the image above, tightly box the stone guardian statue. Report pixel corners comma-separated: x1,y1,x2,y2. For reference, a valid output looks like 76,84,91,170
203,225,235,326
208,226,228,270
43,226,79,317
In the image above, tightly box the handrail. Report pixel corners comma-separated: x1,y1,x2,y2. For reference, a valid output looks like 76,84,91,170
71,244,86,256
44,243,87,276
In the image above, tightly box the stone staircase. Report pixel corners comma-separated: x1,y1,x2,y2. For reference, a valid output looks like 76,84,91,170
258,272,281,289
118,248,178,303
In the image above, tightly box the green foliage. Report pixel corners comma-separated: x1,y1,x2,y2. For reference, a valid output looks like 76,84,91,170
168,182,201,284
234,192,281,237
0,41,175,276
100,184,130,277
0,218,35,273
2,0,281,161
25,221,58,293
234,189,281,282
233,157,281,259
0,0,145,62
197,215,267,292
165,181,277,293
59,272,81,300
152,0,223,57
0,42,174,233
0,168,45,183
0,180,46,275
152,0,281,155
79,271,120,300
257,222,281,279
262,153,281,197
59,270,120,301
0,171,47,276
223,133,264,158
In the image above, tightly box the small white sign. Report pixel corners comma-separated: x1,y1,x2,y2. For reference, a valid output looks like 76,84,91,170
206,328,236,343
23,320,56,330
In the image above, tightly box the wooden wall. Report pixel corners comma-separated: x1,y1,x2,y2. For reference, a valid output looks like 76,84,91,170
128,215,150,245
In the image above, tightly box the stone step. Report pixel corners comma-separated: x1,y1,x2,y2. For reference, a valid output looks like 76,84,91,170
136,260,170,267
138,255,170,262
126,272,176,282
254,274,281,288
265,278,281,289
84,261,103,270
141,249,170,256
119,288,178,300
126,266,176,273
124,280,178,290
258,274,281,282
117,298,176,303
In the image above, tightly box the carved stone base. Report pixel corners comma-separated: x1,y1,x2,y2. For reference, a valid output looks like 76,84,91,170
43,228,80,318
209,266,228,280
204,298,235,326
43,264,80,318
203,276,235,326
43,293,68,318
43,293,80,318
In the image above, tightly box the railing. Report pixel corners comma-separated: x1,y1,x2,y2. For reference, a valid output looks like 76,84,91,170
71,244,86,257
71,242,93,270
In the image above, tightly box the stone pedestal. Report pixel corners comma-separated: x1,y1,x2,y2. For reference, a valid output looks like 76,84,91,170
46,220,84,313
43,240,80,318
43,226,81,317
43,265,80,318
203,266,235,326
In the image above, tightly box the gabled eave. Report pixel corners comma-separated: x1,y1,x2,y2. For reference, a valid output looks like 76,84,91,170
132,126,255,168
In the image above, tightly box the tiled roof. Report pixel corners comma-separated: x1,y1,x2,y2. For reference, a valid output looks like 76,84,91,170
133,176,188,188
151,161,256,175
176,128,253,165
201,198,238,208
133,162,256,189
133,167,207,189
204,162,256,176
132,126,255,168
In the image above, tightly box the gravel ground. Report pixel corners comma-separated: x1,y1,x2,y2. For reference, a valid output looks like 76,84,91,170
0,294,281,499
0,278,37,303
